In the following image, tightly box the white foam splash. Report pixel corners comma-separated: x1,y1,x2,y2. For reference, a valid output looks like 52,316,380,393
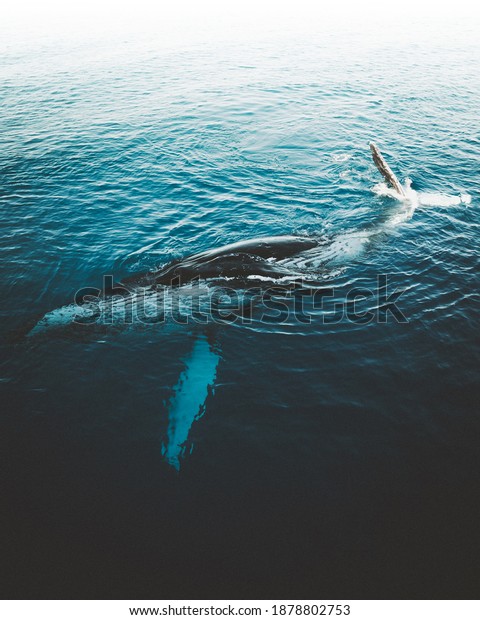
373,179,471,208
372,181,416,205
332,153,351,163
417,192,472,207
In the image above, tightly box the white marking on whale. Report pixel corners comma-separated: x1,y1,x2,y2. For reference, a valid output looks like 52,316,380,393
161,335,220,471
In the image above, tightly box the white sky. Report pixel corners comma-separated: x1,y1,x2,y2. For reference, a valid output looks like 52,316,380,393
1,0,480,47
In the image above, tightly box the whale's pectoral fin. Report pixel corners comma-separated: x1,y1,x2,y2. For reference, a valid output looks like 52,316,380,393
369,142,405,197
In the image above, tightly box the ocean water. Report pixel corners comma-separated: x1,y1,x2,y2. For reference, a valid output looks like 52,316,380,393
1,30,479,598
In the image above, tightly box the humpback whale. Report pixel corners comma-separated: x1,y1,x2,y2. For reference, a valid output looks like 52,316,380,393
28,143,425,335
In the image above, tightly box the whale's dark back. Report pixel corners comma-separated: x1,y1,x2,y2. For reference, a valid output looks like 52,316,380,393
149,235,319,286
183,235,318,262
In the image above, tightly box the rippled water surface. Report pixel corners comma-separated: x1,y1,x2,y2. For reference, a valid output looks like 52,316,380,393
1,32,479,598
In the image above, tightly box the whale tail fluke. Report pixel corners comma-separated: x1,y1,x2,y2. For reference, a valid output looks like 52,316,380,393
369,142,406,197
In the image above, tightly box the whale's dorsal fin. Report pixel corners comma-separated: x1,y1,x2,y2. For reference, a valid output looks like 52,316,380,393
369,142,405,197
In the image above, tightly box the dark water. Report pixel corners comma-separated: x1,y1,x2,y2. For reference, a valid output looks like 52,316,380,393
1,34,479,598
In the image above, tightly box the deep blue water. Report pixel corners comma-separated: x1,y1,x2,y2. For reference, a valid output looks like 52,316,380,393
1,34,479,598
